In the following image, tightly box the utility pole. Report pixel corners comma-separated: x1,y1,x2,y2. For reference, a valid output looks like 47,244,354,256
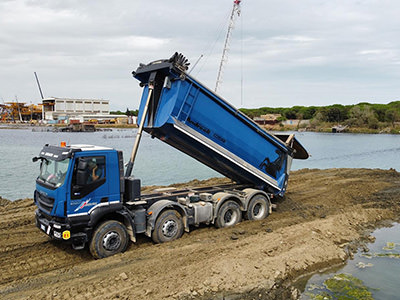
215,0,242,93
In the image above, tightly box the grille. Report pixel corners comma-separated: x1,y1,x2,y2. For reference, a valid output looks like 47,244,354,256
36,190,55,213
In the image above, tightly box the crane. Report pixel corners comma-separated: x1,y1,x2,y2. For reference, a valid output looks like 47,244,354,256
215,0,242,93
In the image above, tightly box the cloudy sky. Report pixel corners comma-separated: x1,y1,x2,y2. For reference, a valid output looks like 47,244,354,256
1,0,400,110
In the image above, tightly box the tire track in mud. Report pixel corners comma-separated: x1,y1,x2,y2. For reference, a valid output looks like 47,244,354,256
0,199,92,291
0,169,400,300
0,243,88,282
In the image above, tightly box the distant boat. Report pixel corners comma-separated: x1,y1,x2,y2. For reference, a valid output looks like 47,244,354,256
332,125,348,133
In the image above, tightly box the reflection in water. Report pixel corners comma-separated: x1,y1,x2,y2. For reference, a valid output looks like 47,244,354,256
301,223,400,300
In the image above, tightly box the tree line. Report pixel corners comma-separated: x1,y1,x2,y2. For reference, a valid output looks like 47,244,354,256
110,108,139,116
112,102,400,130
240,101,400,129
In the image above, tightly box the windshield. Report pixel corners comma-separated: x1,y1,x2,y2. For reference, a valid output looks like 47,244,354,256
39,158,70,188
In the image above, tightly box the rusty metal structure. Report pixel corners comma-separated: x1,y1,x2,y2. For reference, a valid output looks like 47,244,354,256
0,102,42,122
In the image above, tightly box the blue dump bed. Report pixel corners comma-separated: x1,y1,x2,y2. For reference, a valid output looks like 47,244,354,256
133,53,308,196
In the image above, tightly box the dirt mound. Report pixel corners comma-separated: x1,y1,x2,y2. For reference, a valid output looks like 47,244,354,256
0,168,399,299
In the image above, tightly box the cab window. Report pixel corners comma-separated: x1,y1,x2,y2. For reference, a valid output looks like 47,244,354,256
71,156,106,199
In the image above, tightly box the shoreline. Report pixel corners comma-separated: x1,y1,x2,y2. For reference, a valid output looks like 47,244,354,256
0,168,399,299
1,122,399,135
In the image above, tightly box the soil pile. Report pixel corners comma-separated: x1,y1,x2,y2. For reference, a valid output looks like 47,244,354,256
0,168,399,300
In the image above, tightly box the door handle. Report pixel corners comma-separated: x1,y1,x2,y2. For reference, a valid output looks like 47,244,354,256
101,197,109,203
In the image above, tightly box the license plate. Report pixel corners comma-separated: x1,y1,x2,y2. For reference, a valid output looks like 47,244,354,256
40,223,46,232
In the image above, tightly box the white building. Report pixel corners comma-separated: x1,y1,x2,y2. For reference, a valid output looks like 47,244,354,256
42,97,110,120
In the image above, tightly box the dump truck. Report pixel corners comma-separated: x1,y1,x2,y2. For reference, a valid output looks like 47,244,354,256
33,53,308,258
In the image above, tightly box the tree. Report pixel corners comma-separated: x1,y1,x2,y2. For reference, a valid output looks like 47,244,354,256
385,109,400,126
348,105,379,128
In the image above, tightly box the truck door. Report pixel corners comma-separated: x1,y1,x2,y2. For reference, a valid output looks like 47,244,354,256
68,155,109,216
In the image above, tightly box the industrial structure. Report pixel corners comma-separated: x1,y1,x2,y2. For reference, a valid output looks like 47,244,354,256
0,102,42,122
1,97,129,124
215,0,242,93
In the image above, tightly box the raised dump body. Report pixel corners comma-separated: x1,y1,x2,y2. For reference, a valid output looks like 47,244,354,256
133,53,308,196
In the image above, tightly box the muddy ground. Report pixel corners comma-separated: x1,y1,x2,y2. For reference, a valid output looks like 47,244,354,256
1,168,399,300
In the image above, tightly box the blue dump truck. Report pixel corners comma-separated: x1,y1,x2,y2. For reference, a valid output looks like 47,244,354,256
33,53,308,258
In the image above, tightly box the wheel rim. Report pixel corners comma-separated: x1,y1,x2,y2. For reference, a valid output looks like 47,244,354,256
224,209,238,226
253,202,266,219
102,231,121,251
162,219,178,238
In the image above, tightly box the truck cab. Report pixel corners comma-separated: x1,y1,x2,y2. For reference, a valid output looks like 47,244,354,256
34,144,126,250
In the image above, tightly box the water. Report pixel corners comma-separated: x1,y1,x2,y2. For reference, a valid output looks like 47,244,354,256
301,223,400,300
290,132,400,170
0,129,399,201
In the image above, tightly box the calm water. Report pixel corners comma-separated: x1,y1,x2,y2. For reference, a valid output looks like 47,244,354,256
0,128,399,201
301,223,400,300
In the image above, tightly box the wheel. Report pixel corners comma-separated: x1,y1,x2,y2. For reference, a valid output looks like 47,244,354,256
215,200,242,228
89,220,129,259
246,194,270,220
152,210,184,244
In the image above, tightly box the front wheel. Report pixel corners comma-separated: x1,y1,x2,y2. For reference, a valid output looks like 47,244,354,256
246,194,270,220
89,220,129,259
152,210,184,244
215,200,242,228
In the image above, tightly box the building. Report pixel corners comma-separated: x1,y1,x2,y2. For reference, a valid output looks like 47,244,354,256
42,97,110,121
281,119,311,127
253,114,281,125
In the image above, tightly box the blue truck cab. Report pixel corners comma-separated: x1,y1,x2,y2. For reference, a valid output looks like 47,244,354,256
34,144,127,251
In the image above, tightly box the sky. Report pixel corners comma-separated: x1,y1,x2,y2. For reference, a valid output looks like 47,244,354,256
1,0,400,110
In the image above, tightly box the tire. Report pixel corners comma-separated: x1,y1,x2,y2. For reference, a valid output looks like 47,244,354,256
246,194,270,221
152,210,184,244
215,200,242,228
89,220,129,259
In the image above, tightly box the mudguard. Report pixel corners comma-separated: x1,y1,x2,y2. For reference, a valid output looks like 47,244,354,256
146,200,188,237
87,203,136,242
87,202,124,227
242,188,272,213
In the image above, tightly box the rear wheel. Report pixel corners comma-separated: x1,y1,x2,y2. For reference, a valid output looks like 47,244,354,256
246,194,270,220
89,220,129,259
152,210,184,244
215,200,242,228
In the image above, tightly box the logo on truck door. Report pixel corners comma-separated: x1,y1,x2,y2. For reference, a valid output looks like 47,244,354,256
74,197,95,212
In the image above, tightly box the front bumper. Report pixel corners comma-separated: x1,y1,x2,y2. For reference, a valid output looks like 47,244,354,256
35,209,88,249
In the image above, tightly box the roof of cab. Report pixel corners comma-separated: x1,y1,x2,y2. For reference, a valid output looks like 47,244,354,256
69,144,114,151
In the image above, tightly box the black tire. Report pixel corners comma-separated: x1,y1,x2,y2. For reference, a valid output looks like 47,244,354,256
246,194,270,220
152,210,184,244
89,220,129,259
215,200,242,228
